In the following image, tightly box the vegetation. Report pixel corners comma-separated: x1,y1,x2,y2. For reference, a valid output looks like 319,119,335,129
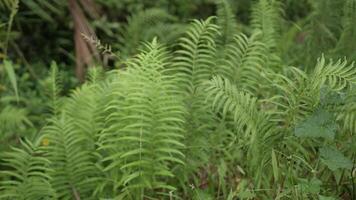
0,0,355,199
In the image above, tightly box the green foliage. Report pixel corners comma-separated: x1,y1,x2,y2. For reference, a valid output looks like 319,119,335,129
1,0,356,199
98,40,186,198
295,110,337,139
2,60,18,101
319,146,353,171
42,116,98,199
117,8,184,58
0,139,55,199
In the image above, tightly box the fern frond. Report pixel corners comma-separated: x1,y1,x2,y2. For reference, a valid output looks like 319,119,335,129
41,115,99,200
143,23,187,47
229,32,268,93
303,0,344,66
66,83,105,150
266,67,315,126
42,61,63,116
0,139,56,199
119,8,177,57
86,66,105,84
206,76,272,137
98,40,186,198
216,0,238,45
268,56,356,127
334,0,356,60
172,16,219,93
214,0,241,82
205,75,276,186
169,18,223,188
336,90,356,134
251,0,282,50
312,56,356,91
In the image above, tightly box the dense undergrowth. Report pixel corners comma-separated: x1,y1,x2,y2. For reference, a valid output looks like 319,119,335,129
0,0,356,199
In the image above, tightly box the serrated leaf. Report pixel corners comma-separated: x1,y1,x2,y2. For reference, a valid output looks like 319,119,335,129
320,86,345,106
297,177,322,194
295,110,337,140
320,146,353,171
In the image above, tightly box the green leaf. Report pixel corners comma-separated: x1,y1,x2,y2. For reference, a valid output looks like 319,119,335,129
297,177,322,194
295,110,337,140
319,195,336,200
320,86,346,106
193,189,213,200
21,0,54,22
238,190,256,199
226,190,235,200
320,146,353,171
3,60,18,101
271,149,279,182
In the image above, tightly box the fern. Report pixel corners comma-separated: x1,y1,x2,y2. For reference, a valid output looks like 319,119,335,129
1,2,356,198
170,17,222,193
312,56,356,91
250,0,284,73
336,90,356,133
250,0,282,51
206,76,272,138
268,56,356,127
303,0,344,66
205,76,276,186
334,0,356,60
227,32,268,93
118,8,179,58
173,16,219,92
44,62,63,116
41,115,99,199
216,0,238,46
0,139,56,199
98,40,186,198
66,84,105,149
214,0,241,83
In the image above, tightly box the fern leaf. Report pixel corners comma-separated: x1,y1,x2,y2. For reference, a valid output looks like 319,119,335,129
251,0,282,50
42,116,98,199
0,139,56,199
312,56,356,91
172,16,219,93
230,32,268,93
205,75,277,187
119,8,177,57
216,0,238,45
99,40,186,198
